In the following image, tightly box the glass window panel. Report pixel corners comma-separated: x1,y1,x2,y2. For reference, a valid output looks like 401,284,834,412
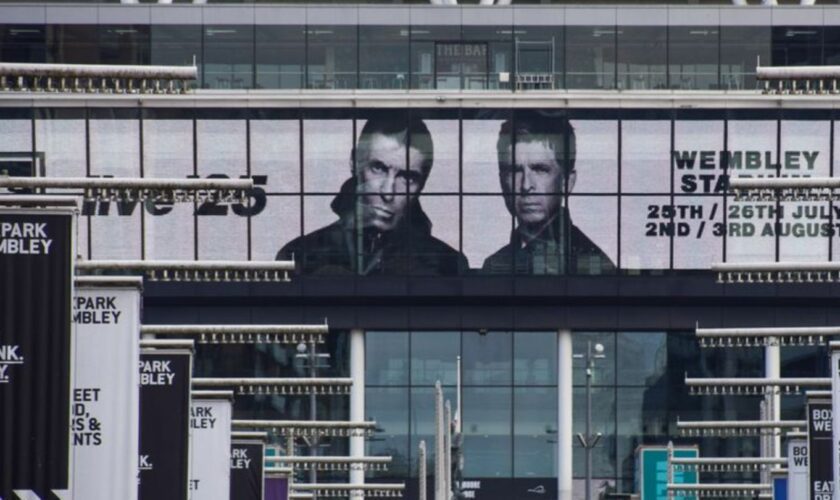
463,26,512,90
772,26,822,66
463,387,512,477
411,26,461,90
47,25,98,64
668,26,719,90
410,331,460,386
151,25,202,89
204,25,254,89
250,117,301,194
307,26,357,90
617,27,666,90
366,387,410,478
616,332,667,387
514,331,557,386
360,26,409,90
515,26,563,90
0,25,46,63
572,332,615,387
566,27,615,90
0,116,33,178
572,387,616,478
725,120,778,264
142,115,195,260
366,331,409,386
620,196,670,271
99,25,150,66
781,345,828,378
463,331,512,386
616,388,668,480
514,387,557,478
463,195,513,274
196,118,248,260
825,27,840,66
463,113,509,194
622,120,671,194
409,195,463,276
567,196,617,276
415,115,459,194
304,118,353,193
256,26,305,89
89,114,141,259
410,386,457,475
251,195,301,261
571,120,618,194
721,26,770,90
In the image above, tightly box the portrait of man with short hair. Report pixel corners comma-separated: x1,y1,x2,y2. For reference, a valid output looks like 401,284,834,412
482,110,614,275
278,113,467,275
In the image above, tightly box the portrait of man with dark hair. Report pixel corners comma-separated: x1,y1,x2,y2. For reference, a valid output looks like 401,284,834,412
482,110,614,274
278,113,467,275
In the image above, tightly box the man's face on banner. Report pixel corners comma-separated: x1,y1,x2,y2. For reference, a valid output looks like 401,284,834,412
357,133,426,232
500,138,574,229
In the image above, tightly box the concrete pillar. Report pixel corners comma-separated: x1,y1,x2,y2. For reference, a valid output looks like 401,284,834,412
558,329,573,500
350,328,365,498
765,339,781,460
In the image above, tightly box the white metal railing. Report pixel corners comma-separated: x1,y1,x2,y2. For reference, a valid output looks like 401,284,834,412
141,323,328,345
696,326,835,348
712,261,840,284
75,259,294,282
0,176,252,203
264,456,391,472
291,483,405,499
676,419,807,437
231,420,377,438
667,483,772,498
671,456,787,473
0,62,197,94
192,377,352,396
729,176,840,201
757,63,840,95
685,376,828,395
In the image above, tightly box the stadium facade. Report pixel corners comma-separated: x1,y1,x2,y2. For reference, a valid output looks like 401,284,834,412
2,2,840,498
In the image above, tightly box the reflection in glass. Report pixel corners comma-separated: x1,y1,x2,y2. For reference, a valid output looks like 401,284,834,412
307,26,357,89
463,331,512,386
151,25,202,88
514,331,557,386
256,26,305,89
99,25,150,66
0,25,46,64
617,27,667,90
772,26,822,67
572,387,616,478
410,331,460,386
463,387,512,477
515,26,563,90
204,26,254,89
668,26,719,90
616,332,666,387
360,26,409,90
462,26,512,90
566,27,616,90
720,26,770,90
572,332,615,387
410,386,457,475
514,388,557,478
411,26,461,90
366,331,410,386
366,388,410,478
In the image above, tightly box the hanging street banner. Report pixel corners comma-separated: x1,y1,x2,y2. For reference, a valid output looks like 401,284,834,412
71,278,142,500
788,434,808,500
0,209,74,499
139,349,192,500
230,439,265,500
265,475,289,500
808,398,833,500
189,392,233,500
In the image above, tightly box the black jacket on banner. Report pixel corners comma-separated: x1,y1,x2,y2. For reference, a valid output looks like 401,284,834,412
482,209,614,275
277,178,467,276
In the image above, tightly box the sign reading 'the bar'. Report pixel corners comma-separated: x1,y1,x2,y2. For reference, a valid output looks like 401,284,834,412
0,210,74,499
139,350,192,500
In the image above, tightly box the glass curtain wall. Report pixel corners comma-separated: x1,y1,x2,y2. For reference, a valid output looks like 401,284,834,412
668,26,719,90
307,25,357,89
256,25,305,89
203,25,254,89
359,25,409,90
565,26,616,89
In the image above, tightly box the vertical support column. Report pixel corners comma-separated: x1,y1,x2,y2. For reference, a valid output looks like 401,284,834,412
558,329,573,500
765,339,781,461
350,328,366,498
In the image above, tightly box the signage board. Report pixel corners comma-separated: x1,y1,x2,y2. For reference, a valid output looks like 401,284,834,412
139,350,192,500
230,440,265,500
71,279,142,500
808,399,833,500
189,394,233,500
635,446,698,500
0,209,74,499
789,435,809,500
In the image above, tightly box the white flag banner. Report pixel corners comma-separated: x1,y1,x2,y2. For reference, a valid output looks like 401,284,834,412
189,394,233,500
788,435,808,500
71,279,142,500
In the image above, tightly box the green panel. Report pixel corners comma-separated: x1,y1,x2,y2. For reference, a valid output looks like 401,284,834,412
639,447,698,500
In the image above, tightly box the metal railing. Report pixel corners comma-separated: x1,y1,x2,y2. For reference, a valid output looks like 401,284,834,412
0,62,197,94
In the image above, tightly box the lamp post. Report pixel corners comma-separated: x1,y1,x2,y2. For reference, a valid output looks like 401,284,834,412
574,341,605,500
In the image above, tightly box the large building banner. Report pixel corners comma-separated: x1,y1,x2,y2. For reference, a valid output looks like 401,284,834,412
4,108,839,275
139,350,192,500
189,393,233,500
788,434,808,500
230,440,264,500
71,278,142,500
0,209,74,499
